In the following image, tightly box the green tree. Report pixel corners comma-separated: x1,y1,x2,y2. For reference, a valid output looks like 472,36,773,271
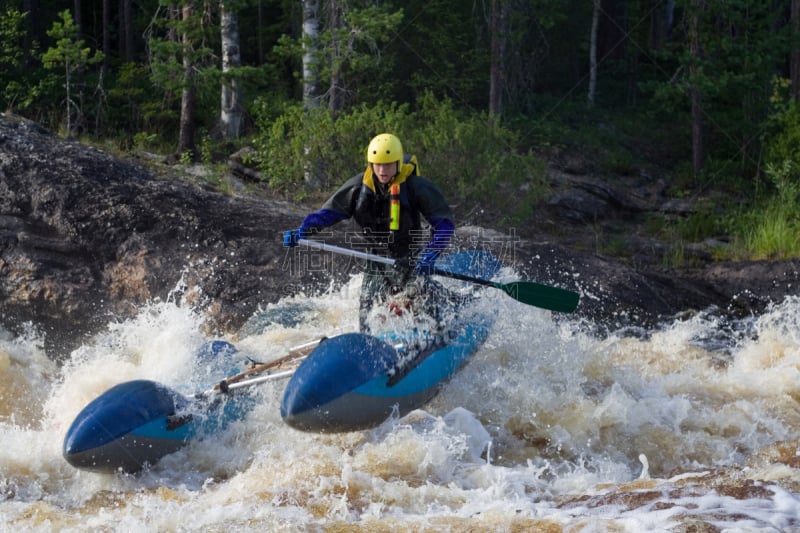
147,1,217,158
296,1,403,113
645,0,788,178
0,7,30,112
41,9,104,136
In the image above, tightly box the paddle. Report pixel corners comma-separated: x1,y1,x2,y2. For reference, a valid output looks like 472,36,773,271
296,238,580,313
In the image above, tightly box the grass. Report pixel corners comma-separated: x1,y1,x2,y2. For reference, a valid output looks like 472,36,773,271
731,205,800,260
726,162,800,260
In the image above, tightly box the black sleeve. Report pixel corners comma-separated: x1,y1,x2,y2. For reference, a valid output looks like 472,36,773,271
320,174,363,217
411,176,454,222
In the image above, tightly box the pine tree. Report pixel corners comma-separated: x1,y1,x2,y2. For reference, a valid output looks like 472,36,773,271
41,10,103,137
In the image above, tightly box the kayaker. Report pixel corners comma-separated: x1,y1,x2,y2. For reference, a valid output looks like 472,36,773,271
283,133,455,333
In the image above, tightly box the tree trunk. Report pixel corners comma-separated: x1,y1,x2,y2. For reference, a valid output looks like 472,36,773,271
648,0,664,50
257,0,264,64
666,0,675,36
792,0,800,100
300,0,325,187
94,0,111,134
220,1,243,139
621,0,636,105
102,0,111,71
691,89,704,176
649,0,675,49
328,0,343,114
588,0,600,107
73,0,82,39
598,0,626,60
65,61,73,137
23,0,42,67
488,0,507,117
689,0,704,176
302,0,321,109
178,3,197,160
120,0,134,62
118,0,125,59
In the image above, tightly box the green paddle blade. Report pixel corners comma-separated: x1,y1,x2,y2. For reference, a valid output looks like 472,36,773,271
496,281,580,313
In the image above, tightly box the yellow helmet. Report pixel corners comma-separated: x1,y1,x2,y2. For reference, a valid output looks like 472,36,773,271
367,133,403,164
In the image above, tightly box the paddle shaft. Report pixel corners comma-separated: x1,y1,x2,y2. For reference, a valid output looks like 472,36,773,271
222,368,297,391
298,238,395,265
297,238,580,313
211,338,321,393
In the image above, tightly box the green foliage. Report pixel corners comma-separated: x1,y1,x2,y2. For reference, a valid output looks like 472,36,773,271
390,0,487,107
643,0,787,177
0,7,33,112
503,0,579,105
274,1,403,108
133,132,159,152
2,0,798,262
179,150,194,165
676,208,725,243
42,11,93,69
638,199,733,267
198,133,213,165
146,3,216,91
251,98,413,192
323,5,404,72
727,161,800,259
145,1,221,139
763,79,800,172
0,7,25,67
251,93,546,222
106,63,155,140
41,10,104,135
412,93,543,204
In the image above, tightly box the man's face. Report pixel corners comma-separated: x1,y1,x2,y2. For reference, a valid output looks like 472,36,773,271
372,162,398,184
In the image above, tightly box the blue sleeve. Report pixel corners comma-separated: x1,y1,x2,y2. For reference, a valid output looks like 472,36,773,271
301,208,347,232
423,216,455,256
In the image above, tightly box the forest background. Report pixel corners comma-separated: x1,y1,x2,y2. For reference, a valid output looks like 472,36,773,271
3,0,800,263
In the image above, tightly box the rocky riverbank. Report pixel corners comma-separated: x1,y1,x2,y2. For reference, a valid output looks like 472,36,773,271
1,114,798,356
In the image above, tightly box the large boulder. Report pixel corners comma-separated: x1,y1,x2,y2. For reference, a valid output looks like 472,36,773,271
0,116,318,354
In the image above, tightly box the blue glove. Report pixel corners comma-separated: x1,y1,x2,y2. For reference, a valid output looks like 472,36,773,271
283,228,305,248
414,251,437,276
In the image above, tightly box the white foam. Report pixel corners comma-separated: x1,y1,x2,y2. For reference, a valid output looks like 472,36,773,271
1,283,800,531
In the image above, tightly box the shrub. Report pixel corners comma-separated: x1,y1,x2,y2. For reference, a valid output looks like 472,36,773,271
251,93,546,217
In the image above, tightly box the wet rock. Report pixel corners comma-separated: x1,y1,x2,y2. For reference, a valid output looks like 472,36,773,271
0,115,315,356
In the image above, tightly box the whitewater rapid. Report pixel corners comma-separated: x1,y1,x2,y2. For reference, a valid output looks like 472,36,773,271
1,272,799,531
